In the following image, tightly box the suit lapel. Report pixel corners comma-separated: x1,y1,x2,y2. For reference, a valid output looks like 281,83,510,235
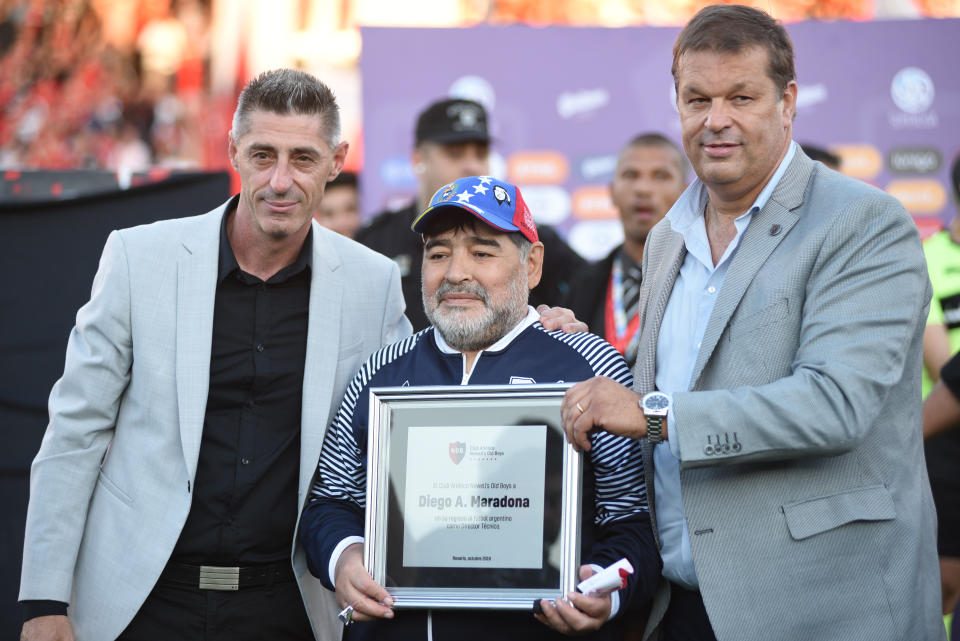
688,151,814,389
176,206,225,480
634,228,684,550
299,223,344,499
635,230,686,394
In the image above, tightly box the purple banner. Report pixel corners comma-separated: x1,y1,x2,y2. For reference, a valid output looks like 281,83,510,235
362,20,960,258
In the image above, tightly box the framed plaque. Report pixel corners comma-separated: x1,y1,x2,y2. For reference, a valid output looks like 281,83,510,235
364,384,582,610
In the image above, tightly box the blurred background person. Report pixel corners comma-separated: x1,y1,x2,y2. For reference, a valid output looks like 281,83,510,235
924,348,960,640
0,0,210,171
924,151,960,628
799,142,842,171
356,97,585,331
923,154,960,396
564,133,687,367
313,170,361,238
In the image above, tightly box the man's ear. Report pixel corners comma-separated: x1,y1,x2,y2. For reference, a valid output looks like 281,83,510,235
782,80,799,125
526,242,545,290
411,146,426,174
328,141,349,181
228,133,239,171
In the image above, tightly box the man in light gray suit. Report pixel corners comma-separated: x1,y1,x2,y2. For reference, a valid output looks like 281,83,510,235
561,5,943,641
18,70,409,641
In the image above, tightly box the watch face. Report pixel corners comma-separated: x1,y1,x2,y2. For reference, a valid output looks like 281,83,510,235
644,393,669,411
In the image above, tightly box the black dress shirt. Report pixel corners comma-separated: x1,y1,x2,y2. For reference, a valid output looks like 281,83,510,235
21,209,314,623
171,211,312,564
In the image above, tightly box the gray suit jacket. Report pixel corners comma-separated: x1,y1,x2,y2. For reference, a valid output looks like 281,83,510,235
20,199,411,641
634,151,943,641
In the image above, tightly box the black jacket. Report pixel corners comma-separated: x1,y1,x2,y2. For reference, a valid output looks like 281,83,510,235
562,245,621,341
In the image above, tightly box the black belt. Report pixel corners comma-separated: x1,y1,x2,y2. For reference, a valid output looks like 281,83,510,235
159,561,295,591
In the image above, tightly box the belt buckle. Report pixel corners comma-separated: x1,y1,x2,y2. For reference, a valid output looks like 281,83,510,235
198,565,240,591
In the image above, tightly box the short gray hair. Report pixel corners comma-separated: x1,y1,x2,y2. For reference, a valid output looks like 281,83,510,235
231,69,341,147
514,236,533,262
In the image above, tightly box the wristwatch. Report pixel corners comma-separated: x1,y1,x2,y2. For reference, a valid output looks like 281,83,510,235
640,391,671,444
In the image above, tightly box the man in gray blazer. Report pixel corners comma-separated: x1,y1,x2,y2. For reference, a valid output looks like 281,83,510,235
561,6,943,640
18,70,410,641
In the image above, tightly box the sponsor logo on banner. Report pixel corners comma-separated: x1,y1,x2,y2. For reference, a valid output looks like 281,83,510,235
831,144,883,181
518,185,571,225
449,75,496,111
891,67,935,114
579,154,618,181
887,148,942,174
572,185,617,220
568,220,624,261
557,88,610,119
889,67,938,129
886,179,947,214
487,151,507,181
796,84,828,109
380,156,417,188
507,151,569,184
449,441,466,465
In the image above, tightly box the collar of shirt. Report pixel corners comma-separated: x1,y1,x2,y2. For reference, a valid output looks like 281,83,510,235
433,305,539,356
217,200,314,285
618,247,641,275
667,140,797,257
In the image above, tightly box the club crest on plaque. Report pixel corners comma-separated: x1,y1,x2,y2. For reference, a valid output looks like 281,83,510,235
449,441,466,465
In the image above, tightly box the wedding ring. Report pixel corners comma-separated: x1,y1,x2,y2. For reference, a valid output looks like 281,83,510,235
576,402,585,414
338,604,354,627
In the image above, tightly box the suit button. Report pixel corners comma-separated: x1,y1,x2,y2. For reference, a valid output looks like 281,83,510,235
704,445,714,456
256,344,264,352
241,458,251,465
721,443,730,454
732,442,742,452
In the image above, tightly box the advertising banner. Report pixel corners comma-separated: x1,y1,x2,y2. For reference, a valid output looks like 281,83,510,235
362,19,960,257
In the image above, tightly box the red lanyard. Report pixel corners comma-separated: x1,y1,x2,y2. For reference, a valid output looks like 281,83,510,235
604,262,641,355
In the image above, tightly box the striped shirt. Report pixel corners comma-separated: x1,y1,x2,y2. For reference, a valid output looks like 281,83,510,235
300,308,650,596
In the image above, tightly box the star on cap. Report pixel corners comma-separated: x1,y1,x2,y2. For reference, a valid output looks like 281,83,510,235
478,176,493,185
456,190,474,203
472,184,488,194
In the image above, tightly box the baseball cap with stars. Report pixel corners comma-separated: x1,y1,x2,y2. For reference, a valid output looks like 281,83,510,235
411,175,539,243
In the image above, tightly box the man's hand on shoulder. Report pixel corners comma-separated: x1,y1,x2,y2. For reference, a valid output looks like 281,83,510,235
537,304,588,334
334,542,395,623
562,377,647,451
21,615,74,641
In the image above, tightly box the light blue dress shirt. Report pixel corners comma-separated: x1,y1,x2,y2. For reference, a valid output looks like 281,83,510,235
653,142,797,589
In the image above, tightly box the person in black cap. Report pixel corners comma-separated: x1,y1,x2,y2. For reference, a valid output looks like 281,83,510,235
356,98,586,331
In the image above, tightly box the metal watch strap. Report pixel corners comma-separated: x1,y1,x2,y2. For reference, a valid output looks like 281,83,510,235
646,414,664,444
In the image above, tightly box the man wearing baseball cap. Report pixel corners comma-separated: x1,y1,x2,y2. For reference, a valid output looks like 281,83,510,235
300,176,658,640
356,98,586,331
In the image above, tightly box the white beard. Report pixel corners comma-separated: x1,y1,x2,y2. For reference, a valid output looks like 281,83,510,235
424,270,529,353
